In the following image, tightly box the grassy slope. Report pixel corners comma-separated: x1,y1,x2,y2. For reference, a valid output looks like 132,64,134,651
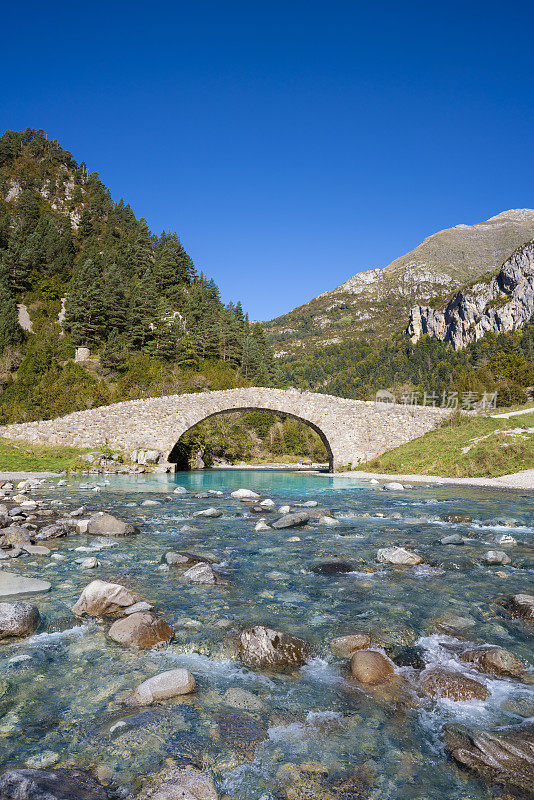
356,409,534,478
0,439,91,472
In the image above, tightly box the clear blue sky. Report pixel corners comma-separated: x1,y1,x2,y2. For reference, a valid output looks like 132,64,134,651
2,1,533,319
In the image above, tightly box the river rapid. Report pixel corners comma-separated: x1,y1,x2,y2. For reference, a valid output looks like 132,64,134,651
0,469,532,799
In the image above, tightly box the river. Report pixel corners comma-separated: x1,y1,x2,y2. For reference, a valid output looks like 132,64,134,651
0,469,532,799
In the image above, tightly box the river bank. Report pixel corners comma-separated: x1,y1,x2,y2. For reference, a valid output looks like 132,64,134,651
343,468,534,491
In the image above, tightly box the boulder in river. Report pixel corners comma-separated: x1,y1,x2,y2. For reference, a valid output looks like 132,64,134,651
376,547,423,566
483,550,511,565
72,580,138,616
444,724,534,794
330,633,371,658
460,646,526,678
419,668,489,701
508,593,534,620
87,512,138,537
231,488,260,500
272,512,310,529
0,601,40,639
383,482,404,491
108,611,173,648
182,563,219,584
349,650,395,685
0,767,109,800
34,521,72,540
238,625,310,670
0,526,33,548
193,507,222,518
127,668,196,705
445,513,473,523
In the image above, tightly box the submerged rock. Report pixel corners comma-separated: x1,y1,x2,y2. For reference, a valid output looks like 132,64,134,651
330,633,371,658
107,611,173,648
460,646,526,678
127,668,195,705
444,724,534,794
0,601,40,639
317,516,339,526
0,768,109,800
376,547,423,566
419,668,489,701
223,687,264,711
440,534,463,545
72,580,138,616
311,561,354,575
137,766,218,800
238,625,310,670
272,512,310,529
349,650,395,685
87,513,138,537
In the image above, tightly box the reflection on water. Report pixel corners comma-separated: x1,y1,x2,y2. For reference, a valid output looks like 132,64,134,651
0,470,532,799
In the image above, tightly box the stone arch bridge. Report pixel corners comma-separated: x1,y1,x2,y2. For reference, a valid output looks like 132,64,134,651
0,388,451,472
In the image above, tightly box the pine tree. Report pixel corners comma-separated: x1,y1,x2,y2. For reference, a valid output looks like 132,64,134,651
103,262,129,332
0,279,24,353
64,258,106,345
100,328,128,372
128,269,158,349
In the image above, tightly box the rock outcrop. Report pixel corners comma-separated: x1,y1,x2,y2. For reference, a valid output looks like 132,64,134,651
408,241,534,349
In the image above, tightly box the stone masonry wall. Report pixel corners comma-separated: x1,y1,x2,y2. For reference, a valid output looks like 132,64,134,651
0,388,451,471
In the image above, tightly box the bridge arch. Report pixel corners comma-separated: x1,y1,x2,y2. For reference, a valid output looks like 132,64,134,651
167,405,335,471
0,387,451,471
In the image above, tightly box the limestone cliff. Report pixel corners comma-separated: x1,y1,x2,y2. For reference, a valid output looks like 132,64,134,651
407,242,534,349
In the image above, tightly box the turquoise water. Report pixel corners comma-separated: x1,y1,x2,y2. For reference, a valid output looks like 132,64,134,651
0,470,533,798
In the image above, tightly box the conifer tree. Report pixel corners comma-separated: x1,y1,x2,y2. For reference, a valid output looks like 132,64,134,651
128,269,158,349
100,328,128,372
0,279,24,353
64,258,106,345
103,262,129,332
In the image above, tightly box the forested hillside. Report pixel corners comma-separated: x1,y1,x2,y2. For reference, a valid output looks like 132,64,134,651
0,128,278,424
278,322,534,407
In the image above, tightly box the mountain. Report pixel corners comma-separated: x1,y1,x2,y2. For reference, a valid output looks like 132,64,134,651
263,209,534,356
408,241,534,349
